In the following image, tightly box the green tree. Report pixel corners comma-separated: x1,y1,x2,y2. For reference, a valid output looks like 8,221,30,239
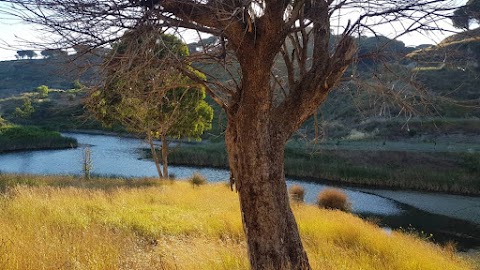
36,85,49,98
14,97,35,119
88,28,213,179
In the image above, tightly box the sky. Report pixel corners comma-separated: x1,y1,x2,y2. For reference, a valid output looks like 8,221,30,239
0,1,469,61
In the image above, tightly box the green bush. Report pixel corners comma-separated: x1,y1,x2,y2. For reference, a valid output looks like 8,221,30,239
36,85,49,98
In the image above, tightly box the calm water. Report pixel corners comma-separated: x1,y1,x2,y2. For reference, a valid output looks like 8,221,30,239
0,133,478,249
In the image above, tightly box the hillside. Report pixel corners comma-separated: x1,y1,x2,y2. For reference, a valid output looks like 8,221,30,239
0,54,99,98
0,33,479,140
0,174,475,270
407,28,480,101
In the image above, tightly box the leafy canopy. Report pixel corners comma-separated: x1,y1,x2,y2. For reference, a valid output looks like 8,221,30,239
89,28,213,140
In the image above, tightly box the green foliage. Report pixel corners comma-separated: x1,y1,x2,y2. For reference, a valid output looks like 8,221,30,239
14,97,35,118
0,125,77,152
88,30,213,141
72,79,84,90
36,85,49,98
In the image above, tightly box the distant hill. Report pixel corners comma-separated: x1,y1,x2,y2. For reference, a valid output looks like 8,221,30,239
1,34,479,140
406,28,480,101
0,55,99,98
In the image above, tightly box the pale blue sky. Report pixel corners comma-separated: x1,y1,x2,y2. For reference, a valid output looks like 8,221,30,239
0,1,468,61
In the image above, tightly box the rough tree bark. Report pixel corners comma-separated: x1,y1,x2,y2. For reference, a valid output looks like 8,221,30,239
161,133,169,179
225,59,312,269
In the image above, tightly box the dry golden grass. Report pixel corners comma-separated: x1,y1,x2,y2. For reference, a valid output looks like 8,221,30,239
0,174,474,270
316,188,351,211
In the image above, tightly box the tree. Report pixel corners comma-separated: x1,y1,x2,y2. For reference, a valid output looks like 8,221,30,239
40,49,67,59
36,85,49,98
14,97,34,119
452,0,480,29
88,28,213,179
1,1,460,269
15,50,36,59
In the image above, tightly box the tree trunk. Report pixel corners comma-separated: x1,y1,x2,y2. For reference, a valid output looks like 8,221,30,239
161,134,169,179
226,120,310,270
225,69,311,269
147,132,163,179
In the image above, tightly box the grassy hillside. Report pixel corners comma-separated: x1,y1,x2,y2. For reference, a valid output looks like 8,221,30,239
0,174,475,270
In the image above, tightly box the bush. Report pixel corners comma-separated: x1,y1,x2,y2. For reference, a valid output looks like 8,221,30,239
36,85,49,98
289,185,305,203
316,188,351,211
189,172,207,187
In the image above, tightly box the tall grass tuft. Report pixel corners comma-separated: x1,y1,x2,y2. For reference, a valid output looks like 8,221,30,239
289,184,305,203
190,172,207,187
317,188,351,211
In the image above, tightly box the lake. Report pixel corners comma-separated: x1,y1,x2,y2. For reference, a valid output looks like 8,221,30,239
0,132,478,250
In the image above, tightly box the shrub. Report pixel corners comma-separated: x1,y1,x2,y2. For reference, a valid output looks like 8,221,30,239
289,184,305,203
36,85,49,98
317,188,351,211
189,172,207,187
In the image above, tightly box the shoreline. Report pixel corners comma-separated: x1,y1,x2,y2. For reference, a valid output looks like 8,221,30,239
5,129,479,196
163,142,480,196
356,188,480,225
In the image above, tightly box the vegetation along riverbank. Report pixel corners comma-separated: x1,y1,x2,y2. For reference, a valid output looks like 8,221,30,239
0,125,77,152
0,174,475,270
157,141,480,195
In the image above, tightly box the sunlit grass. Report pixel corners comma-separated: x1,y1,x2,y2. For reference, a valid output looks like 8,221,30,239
0,174,474,269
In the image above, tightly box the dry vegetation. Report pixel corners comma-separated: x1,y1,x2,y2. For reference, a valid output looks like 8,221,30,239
289,184,306,203
0,174,475,270
316,188,352,211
